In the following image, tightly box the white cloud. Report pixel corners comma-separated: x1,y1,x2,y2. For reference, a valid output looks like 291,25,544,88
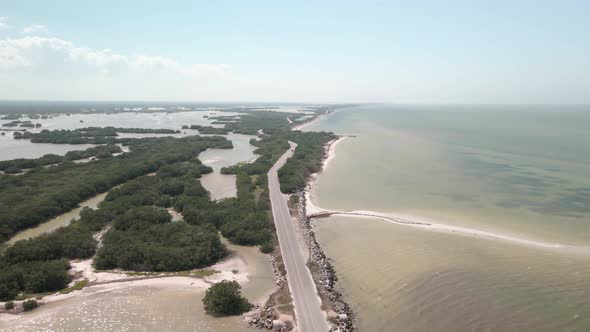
0,35,239,100
0,36,229,74
0,17,9,30
22,24,49,34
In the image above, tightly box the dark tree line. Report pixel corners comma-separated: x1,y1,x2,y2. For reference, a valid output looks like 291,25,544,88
278,131,337,193
0,145,122,173
0,135,231,243
94,207,224,271
182,125,231,135
13,126,180,144
0,137,230,301
0,260,71,301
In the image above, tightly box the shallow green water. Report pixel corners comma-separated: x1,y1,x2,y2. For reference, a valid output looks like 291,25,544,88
307,104,590,331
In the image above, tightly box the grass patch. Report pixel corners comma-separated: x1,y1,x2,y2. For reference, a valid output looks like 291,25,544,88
190,269,219,277
124,271,161,277
15,292,52,301
95,269,218,278
288,194,300,208
254,187,264,203
59,279,89,294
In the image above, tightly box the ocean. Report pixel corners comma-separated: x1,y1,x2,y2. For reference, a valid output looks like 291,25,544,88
306,104,590,331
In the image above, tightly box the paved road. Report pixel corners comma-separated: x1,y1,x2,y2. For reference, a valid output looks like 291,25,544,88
268,141,330,332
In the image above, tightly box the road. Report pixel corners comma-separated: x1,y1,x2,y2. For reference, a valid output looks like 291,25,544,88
268,141,330,332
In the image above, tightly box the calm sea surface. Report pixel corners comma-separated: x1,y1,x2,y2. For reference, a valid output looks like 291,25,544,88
306,104,590,331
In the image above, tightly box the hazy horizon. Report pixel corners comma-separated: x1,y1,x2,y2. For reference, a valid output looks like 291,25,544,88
0,100,589,105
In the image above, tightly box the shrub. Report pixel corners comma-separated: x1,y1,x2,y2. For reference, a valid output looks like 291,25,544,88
202,280,252,316
260,241,274,254
22,299,38,311
4,301,14,310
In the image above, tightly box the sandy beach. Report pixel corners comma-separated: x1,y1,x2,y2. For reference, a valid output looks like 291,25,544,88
304,136,347,216
292,112,326,131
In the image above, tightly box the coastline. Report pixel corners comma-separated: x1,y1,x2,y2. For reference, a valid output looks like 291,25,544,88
291,109,332,131
296,136,356,331
295,110,590,332
306,189,589,251
0,244,266,322
303,131,584,253
308,210,575,250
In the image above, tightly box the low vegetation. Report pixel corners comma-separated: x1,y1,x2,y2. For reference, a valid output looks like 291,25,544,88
0,135,231,242
0,144,122,173
182,125,231,135
202,280,252,316
95,207,225,271
4,301,14,310
0,259,71,301
22,299,39,311
59,279,89,294
13,126,179,144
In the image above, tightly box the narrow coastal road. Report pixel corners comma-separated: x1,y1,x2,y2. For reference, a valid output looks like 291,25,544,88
268,141,330,332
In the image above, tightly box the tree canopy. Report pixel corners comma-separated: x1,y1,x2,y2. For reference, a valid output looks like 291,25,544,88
202,280,252,316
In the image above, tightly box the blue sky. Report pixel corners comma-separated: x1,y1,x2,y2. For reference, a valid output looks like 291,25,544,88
1,0,589,103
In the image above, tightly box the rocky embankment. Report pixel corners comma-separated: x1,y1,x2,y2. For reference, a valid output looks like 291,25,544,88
297,192,355,332
249,134,355,332
247,252,293,331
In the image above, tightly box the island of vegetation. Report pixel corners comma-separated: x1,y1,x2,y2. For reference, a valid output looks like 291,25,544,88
181,125,231,135
1,121,41,128
13,126,180,144
0,144,122,174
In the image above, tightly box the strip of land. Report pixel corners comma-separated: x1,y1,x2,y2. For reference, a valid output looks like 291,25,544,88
268,141,329,332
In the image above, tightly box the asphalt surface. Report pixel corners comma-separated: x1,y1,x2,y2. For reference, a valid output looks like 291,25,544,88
268,141,330,332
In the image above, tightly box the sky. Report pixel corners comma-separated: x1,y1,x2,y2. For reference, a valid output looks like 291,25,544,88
0,0,589,103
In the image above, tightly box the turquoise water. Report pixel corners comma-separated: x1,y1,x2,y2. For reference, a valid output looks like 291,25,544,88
307,104,590,331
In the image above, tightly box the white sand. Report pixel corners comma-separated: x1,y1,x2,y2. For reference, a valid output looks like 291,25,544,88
166,208,184,221
292,114,322,131
304,137,347,216
314,210,570,249
322,137,347,171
